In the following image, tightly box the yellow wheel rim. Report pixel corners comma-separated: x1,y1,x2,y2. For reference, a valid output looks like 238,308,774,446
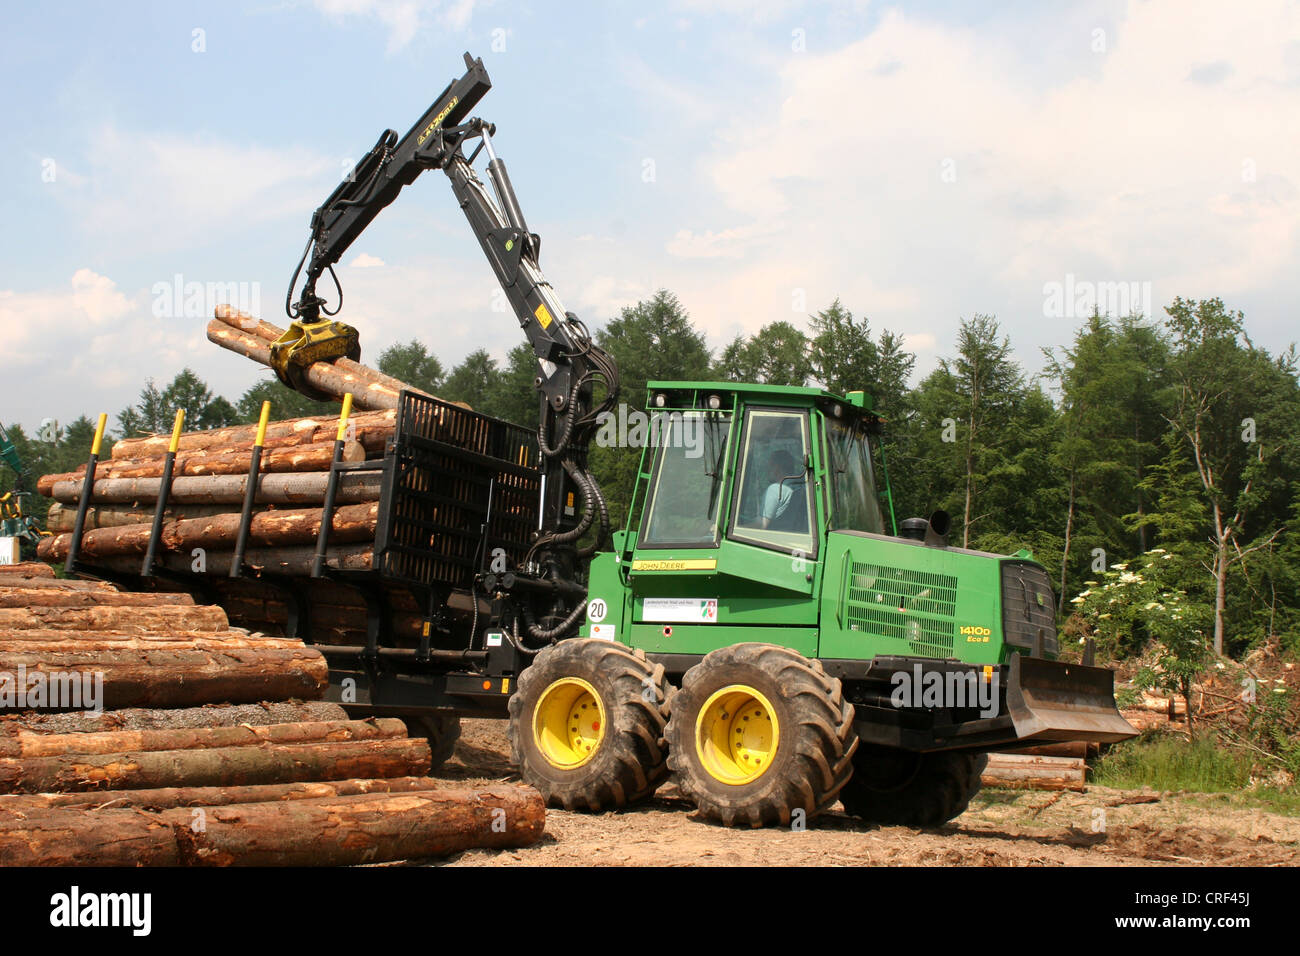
695,684,780,785
533,677,606,770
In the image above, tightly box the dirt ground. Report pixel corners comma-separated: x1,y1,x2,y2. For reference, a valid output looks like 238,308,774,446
435,719,1300,867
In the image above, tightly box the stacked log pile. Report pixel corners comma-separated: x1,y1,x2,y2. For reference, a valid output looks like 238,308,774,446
982,742,1091,792
32,398,397,644
0,572,545,864
33,308,511,647
0,573,327,710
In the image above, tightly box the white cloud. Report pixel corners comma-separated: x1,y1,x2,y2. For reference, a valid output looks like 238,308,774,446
69,268,134,324
310,0,479,52
1,270,228,428
349,253,386,268
56,125,334,262
665,222,785,259
902,332,936,353
668,0,1300,367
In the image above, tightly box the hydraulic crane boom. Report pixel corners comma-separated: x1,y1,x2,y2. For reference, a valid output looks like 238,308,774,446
283,53,618,646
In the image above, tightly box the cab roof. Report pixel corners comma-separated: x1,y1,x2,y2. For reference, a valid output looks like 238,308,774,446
646,380,874,411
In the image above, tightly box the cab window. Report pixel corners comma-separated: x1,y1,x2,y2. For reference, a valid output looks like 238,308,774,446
638,411,732,548
824,416,886,534
728,408,816,556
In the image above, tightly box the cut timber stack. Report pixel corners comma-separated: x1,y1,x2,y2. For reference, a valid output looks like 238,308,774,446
0,571,545,865
34,399,399,646
33,305,519,649
981,751,1088,792
0,574,326,710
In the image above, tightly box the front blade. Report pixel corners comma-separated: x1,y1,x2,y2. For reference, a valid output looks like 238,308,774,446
1005,654,1137,744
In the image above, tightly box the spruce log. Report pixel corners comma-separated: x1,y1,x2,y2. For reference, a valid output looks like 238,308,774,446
211,306,440,410
0,563,55,579
0,645,327,710
0,737,431,793
0,701,347,735
46,471,383,507
0,633,311,650
0,577,118,592
0,587,194,608
38,440,365,493
0,808,178,865
74,544,374,578
0,605,227,631
0,784,542,866
0,775,439,813
46,502,231,533
36,502,378,561
111,409,396,460
981,754,1087,792
208,316,407,411
0,718,407,758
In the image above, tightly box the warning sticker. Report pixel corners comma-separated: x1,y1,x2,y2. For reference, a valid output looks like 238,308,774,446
641,598,718,624
590,624,616,641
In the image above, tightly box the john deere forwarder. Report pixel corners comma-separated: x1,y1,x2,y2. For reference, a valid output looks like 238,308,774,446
217,55,1136,828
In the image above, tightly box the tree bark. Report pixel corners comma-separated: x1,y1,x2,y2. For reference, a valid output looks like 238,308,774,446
0,577,118,592
0,784,543,866
36,502,378,561
47,470,383,507
0,774,439,813
0,644,327,710
0,588,195,608
0,737,431,793
0,563,55,580
1059,469,1076,614
39,440,365,493
0,700,347,735
46,502,232,533
0,605,227,631
110,409,396,460
0,633,314,650
0,718,408,758
78,544,374,578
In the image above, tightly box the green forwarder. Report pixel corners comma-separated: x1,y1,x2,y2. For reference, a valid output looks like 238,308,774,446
515,381,1134,827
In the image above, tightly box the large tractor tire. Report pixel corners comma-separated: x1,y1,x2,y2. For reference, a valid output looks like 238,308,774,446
508,638,670,811
665,643,857,828
838,746,987,827
403,715,462,771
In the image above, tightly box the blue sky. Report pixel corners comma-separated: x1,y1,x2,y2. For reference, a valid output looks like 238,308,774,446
3,0,1298,430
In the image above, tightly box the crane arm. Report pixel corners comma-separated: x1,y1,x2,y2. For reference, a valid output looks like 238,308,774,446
283,53,618,645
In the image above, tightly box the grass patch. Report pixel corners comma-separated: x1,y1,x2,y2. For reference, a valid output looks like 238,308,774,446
1092,735,1252,792
1178,788,1300,817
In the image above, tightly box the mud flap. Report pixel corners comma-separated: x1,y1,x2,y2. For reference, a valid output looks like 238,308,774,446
1006,654,1136,744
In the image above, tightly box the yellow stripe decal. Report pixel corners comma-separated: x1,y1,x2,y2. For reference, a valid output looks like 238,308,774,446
90,413,108,456
631,559,717,572
168,409,186,454
254,401,271,447
336,392,354,442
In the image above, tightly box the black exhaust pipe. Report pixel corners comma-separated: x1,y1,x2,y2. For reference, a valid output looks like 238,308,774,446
924,509,950,548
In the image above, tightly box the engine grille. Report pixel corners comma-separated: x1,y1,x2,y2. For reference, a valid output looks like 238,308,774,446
1000,561,1059,656
844,562,957,658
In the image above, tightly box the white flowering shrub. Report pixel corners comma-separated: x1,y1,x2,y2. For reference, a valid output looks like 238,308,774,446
1073,548,1215,728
